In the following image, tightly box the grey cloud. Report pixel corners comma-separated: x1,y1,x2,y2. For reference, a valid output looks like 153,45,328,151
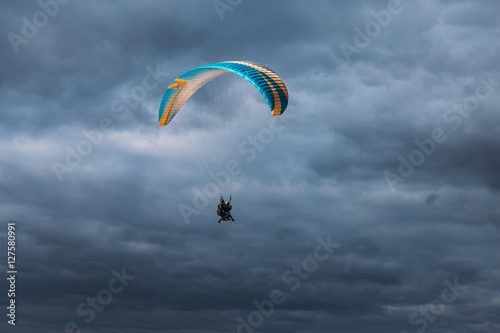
1,0,499,332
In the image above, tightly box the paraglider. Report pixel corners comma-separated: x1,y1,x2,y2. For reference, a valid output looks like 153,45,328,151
158,61,289,223
217,196,234,223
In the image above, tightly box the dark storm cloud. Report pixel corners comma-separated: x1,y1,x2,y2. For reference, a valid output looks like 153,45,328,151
1,0,500,332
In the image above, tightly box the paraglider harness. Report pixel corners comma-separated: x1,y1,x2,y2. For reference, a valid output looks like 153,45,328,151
217,196,234,223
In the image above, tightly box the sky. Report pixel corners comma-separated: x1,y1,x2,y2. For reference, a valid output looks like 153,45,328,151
1,0,500,332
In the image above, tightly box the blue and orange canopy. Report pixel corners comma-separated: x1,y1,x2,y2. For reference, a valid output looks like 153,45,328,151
159,61,289,126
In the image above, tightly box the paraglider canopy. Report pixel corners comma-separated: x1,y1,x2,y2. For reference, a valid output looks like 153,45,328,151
159,61,288,126
158,61,289,198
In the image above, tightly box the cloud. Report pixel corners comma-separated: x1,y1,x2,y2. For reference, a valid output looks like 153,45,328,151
1,0,500,332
